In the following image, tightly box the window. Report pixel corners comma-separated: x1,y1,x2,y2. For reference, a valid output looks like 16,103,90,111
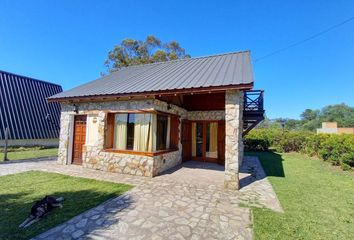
105,111,179,153
156,115,169,150
126,114,135,150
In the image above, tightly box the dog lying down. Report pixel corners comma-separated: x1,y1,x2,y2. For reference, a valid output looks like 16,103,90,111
19,196,64,228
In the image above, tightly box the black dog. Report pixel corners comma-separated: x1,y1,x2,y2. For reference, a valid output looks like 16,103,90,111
19,196,64,228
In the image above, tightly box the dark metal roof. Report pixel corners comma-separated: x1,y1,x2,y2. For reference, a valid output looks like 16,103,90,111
0,70,63,140
49,50,254,100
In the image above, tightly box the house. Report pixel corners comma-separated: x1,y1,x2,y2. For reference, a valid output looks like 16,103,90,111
48,51,264,190
0,70,62,147
317,122,354,134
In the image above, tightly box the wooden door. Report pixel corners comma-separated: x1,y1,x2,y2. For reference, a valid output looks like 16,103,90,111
190,121,220,164
182,120,191,162
72,115,87,165
217,120,225,165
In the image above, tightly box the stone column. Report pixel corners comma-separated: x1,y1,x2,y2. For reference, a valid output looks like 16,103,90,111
224,90,243,190
57,111,72,165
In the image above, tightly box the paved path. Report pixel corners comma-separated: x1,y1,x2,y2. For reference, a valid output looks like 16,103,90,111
0,157,282,240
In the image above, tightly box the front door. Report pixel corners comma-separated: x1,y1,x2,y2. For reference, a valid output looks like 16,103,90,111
72,115,87,165
190,121,222,164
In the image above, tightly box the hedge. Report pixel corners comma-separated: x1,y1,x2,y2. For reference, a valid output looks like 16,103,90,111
244,129,354,170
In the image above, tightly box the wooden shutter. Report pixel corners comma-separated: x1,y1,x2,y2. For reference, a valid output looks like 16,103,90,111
182,120,191,161
217,120,225,165
169,116,180,149
104,113,115,149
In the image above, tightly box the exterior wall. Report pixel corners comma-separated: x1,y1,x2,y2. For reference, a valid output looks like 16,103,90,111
0,70,62,141
153,149,182,176
322,122,337,129
224,90,243,190
0,138,59,147
57,98,186,177
187,111,225,120
317,128,338,134
57,95,243,187
317,122,354,134
338,128,354,134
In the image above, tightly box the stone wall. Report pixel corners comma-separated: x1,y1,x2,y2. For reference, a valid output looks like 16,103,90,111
187,111,225,121
224,90,243,190
83,145,154,177
152,149,182,176
58,98,185,177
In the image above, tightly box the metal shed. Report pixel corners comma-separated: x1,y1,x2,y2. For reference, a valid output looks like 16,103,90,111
0,70,62,146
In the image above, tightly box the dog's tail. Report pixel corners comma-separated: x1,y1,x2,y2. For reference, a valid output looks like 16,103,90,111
56,197,64,202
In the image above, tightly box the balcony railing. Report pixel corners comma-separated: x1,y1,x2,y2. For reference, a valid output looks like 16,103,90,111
243,90,265,136
244,90,264,113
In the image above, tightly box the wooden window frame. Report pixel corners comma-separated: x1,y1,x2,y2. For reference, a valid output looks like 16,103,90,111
104,110,180,157
190,120,220,164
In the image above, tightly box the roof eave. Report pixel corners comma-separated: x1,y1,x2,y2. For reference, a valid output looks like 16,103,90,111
47,83,253,103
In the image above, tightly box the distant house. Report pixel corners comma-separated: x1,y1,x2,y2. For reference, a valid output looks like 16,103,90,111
0,70,62,146
317,122,354,134
48,51,264,189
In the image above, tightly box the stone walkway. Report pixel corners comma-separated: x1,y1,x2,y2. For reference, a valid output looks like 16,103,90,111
0,156,282,240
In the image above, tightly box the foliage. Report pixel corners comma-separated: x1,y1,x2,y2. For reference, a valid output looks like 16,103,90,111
248,151,354,240
259,103,354,132
104,35,190,72
0,171,132,240
244,129,354,170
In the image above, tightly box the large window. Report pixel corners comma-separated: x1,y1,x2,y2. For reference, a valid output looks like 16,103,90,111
105,111,179,153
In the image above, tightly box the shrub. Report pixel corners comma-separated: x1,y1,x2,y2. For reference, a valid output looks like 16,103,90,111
273,131,311,152
244,129,354,170
244,138,270,151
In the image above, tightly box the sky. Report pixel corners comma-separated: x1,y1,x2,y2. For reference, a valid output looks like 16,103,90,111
0,0,353,119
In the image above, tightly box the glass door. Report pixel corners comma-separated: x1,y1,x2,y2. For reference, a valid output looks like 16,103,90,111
191,121,218,163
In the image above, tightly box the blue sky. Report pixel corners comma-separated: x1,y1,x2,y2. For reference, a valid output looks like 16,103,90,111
0,0,353,119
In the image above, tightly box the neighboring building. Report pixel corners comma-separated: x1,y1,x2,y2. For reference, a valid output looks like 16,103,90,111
0,70,62,146
317,122,354,134
49,51,264,189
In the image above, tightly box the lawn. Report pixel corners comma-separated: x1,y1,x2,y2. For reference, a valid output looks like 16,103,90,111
248,151,354,240
0,147,58,161
0,171,132,240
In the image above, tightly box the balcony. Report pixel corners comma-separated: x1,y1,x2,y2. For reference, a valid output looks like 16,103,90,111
243,90,265,136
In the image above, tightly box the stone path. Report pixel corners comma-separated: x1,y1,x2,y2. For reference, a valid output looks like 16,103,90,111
0,156,282,239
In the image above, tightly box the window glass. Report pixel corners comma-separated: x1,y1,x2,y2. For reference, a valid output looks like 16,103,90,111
156,114,168,150
126,114,135,150
111,112,172,152
206,122,218,158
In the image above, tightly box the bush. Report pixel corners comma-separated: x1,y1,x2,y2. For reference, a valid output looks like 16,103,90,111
244,138,270,151
245,129,354,170
273,131,311,152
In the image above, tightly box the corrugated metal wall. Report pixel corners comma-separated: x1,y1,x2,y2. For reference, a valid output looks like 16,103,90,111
0,70,62,140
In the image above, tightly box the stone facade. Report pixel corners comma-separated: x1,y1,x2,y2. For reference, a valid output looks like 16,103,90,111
57,93,244,188
58,98,185,177
224,90,243,190
187,111,225,121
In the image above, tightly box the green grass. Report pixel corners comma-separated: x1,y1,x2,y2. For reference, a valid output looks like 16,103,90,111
0,171,132,240
0,148,58,161
248,151,354,240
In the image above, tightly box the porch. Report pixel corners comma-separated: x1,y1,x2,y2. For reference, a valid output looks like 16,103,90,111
57,90,264,190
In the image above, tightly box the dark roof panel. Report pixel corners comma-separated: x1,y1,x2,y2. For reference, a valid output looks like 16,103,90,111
49,50,254,100
0,70,62,140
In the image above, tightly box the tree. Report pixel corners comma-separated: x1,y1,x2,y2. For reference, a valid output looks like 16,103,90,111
257,103,354,132
320,104,354,127
104,35,190,72
300,109,320,122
